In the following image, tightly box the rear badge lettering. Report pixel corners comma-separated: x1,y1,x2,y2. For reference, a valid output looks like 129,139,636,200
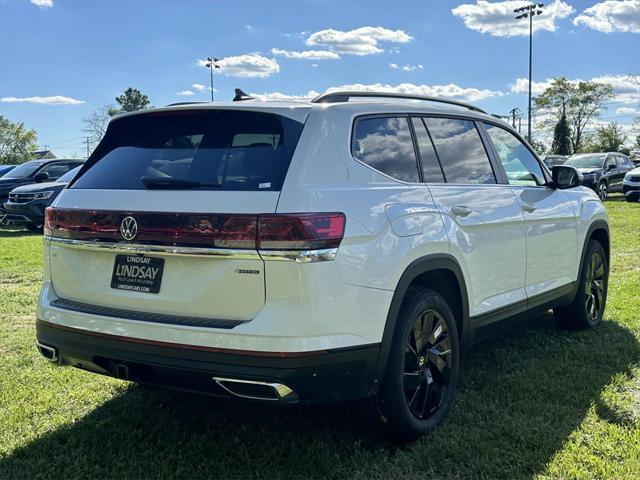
236,269,260,275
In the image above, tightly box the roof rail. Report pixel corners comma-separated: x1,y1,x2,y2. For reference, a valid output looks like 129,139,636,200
310,91,487,114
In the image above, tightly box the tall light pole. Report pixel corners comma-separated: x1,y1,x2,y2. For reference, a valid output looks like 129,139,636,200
204,57,220,102
514,3,544,143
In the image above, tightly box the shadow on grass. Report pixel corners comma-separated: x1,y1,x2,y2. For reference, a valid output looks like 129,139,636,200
1,315,638,479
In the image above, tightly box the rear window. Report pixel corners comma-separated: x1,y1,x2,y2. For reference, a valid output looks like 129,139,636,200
72,110,304,191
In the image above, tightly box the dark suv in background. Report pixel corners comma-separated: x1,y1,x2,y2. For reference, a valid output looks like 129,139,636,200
564,152,634,200
0,159,84,204
2,165,82,231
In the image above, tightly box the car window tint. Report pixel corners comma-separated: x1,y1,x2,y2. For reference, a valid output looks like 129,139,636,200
352,116,420,183
41,163,73,179
72,111,304,191
605,156,616,168
484,123,544,186
411,118,445,183
423,118,495,184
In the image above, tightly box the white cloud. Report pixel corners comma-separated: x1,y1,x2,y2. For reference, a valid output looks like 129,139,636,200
250,91,320,101
615,106,638,114
573,0,640,33
389,63,399,69
191,83,216,92
30,0,53,7
311,64,319,68
252,82,504,103
197,54,279,78
591,74,640,104
510,78,555,95
1,95,83,105
270,48,340,60
305,26,412,55
325,82,503,102
452,1,574,37
402,64,424,72
177,90,195,96
510,75,640,104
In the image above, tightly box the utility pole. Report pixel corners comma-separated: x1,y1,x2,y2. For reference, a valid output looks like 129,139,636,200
514,3,544,144
509,107,520,129
204,57,220,102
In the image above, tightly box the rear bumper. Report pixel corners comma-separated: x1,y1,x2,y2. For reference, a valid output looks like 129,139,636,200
35,319,381,404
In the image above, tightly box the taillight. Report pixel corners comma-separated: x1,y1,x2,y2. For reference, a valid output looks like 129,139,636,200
257,213,345,250
44,208,345,251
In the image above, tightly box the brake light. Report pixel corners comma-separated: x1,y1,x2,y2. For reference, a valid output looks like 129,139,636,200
44,209,345,251
258,213,345,250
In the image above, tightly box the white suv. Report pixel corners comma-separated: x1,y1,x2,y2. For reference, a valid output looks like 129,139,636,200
36,91,610,439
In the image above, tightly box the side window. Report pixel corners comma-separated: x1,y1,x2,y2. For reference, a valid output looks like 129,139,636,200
40,163,73,180
411,117,445,183
615,155,628,167
423,117,496,184
484,123,545,186
352,116,420,183
605,156,616,169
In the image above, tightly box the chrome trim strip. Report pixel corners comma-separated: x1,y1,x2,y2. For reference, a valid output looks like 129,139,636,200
45,236,261,260
212,376,298,402
46,237,337,262
258,248,337,263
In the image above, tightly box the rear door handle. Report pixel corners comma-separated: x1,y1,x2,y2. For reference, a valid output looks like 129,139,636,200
522,203,537,213
451,206,472,217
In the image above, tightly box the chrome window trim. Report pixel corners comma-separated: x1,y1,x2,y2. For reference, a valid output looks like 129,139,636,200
46,237,338,262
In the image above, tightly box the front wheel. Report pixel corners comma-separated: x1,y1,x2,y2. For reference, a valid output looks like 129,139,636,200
554,239,608,329
597,182,608,201
374,287,460,441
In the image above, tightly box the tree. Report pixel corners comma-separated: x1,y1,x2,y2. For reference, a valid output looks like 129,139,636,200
583,122,627,153
83,105,113,154
533,78,614,152
529,139,547,155
108,87,151,116
551,112,572,155
0,115,38,165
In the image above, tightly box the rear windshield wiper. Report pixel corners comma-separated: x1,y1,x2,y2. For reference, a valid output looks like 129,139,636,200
140,176,221,189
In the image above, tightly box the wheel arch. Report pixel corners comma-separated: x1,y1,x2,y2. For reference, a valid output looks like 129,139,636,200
572,220,610,305
373,254,470,384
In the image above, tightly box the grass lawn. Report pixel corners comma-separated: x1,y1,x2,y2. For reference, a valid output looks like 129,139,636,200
1,195,639,479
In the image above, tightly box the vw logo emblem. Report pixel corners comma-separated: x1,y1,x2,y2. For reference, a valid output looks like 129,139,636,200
120,216,138,241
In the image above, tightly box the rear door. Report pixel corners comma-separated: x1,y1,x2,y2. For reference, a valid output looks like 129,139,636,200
481,122,578,299
419,116,528,318
48,108,305,322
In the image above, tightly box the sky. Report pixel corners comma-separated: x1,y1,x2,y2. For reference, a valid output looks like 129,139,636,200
0,0,639,158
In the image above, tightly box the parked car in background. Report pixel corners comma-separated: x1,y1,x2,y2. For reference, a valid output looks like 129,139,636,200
623,166,640,202
0,159,85,206
564,152,635,200
542,155,568,169
1,166,82,231
0,165,16,177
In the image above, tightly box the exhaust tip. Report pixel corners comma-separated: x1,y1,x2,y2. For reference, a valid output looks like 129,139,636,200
213,377,298,402
36,341,58,362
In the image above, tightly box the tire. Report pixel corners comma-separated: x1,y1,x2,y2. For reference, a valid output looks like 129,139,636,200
625,194,639,203
554,239,608,330
597,182,608,201
374,286,460,441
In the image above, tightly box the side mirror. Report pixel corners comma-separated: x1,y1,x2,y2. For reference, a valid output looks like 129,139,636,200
552,165,582,189
34,171,49,182
607,163,616,171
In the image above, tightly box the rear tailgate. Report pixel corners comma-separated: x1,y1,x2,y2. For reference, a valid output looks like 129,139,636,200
47,108,306,323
